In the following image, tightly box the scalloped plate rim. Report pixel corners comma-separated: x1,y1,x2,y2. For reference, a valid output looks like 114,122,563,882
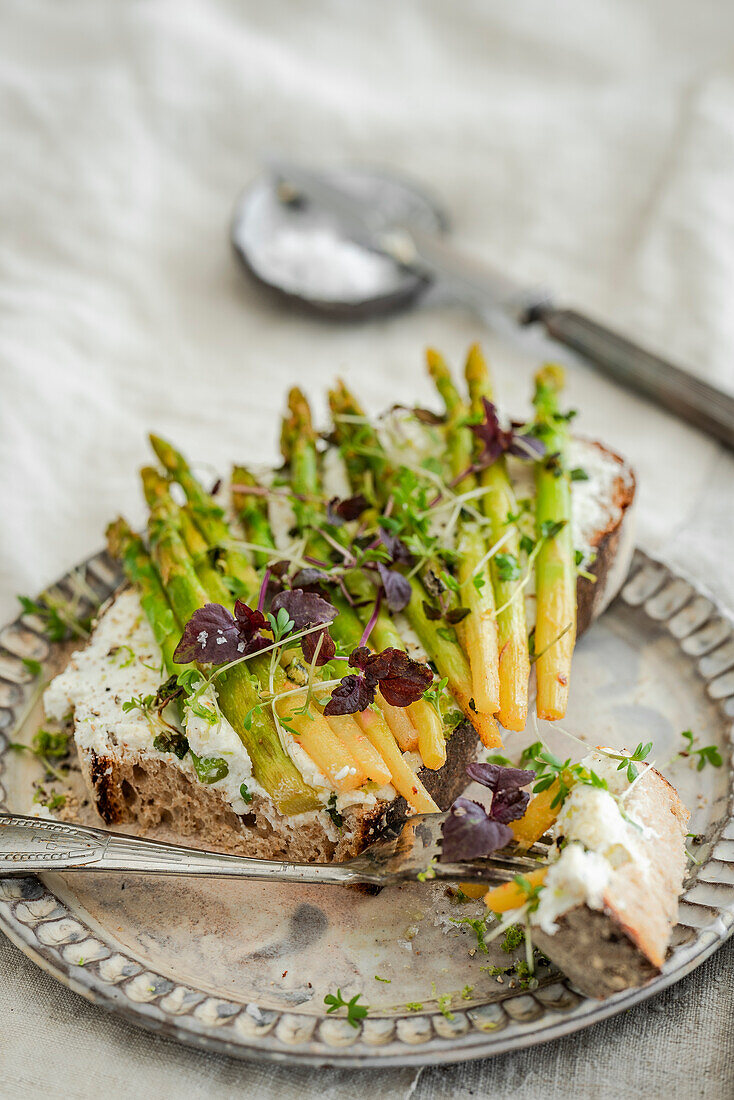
0,545,732,1067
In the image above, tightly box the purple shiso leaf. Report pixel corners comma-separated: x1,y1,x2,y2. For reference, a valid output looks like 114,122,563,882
441,798,514,862
174,603,252,664
290,567,333,593
470,398,545,469
377,563,412,613
233,599,268,636
270,589,338,630
357,646,433,707
270,559,291,578
466,762,535,792
348,646,372,671
323,673,376,716
508,433,545,460
326,494,371,526
324,646,433,715
491,786,531,824
301,625,336,667
378,527,414,566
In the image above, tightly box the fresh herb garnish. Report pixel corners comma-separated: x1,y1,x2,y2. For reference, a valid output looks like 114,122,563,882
422,676,448,716
326,792,343,829
539,518,567,541
494,553,521,582
469,398,545,468
32,786,66,811
17,594,91,642
270,590,337,664
239,782,254,804
605,741,653,783
323,989,368,1028
152,730,190,760
441,763,534,862
189,750,229,785
9,727,71,784
173,600,272,664
679,730,723,771
324,646,432,716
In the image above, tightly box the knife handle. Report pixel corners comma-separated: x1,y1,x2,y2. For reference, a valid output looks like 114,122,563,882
530,306,734,452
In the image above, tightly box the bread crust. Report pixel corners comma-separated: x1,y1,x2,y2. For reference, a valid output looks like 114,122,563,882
533,765,689,998
576,441,636,637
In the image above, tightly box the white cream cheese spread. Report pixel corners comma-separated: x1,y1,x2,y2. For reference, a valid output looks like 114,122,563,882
44,588,389,819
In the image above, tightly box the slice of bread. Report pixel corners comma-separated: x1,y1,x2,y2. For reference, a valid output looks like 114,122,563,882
45,440,635,863
532,765,689,998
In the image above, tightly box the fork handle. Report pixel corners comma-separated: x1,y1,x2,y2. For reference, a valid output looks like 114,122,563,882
529,305,734,451
0,813,365,886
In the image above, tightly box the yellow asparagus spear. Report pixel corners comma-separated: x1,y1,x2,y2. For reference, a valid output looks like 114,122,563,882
465,344,530,732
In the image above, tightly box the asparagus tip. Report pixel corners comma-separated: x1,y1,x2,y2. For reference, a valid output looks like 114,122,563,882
106,516,133,559
149,433,179,472
425,346,450,380
464,342,487,381
140,465,171,510
534,362,566,392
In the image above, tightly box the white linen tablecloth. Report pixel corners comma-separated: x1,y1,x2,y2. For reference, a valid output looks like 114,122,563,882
1,1,733,1096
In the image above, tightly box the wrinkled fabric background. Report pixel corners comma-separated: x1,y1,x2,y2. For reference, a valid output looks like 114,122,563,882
1,1,733,1096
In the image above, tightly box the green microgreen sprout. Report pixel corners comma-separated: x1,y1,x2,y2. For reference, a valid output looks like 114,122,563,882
604,741,653,783
422,675,448,717
494,553,522,583
679,730,723,771
9,727,71,784
323,989,368,1028
17,593,91,643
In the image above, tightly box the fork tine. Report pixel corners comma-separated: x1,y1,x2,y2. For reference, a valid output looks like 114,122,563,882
350,812,551,887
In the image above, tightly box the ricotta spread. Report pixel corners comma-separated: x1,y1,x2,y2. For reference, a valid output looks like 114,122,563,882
44,588,389,820
533,749,651,934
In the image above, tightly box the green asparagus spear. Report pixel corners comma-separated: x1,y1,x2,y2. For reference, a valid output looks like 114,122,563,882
328,381,500,748
465,344,530,732
426,348,474,492
231,466,277,569
106,518,180,675
149,435,259,600
427,348,500,716
532,364,576,720
279,393,447,778
145,492,319,813
141,466,234,608
328,379,390,507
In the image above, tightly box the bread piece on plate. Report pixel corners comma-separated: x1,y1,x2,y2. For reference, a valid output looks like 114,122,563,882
43,437,635,863
529,751,689,998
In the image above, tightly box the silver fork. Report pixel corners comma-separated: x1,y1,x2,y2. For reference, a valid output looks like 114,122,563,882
0,812,549,887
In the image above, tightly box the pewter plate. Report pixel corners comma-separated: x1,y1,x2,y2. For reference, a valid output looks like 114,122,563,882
0,549,732,1067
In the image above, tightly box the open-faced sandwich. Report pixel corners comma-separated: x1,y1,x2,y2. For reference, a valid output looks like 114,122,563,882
40,345,688,997
446,745,689,999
